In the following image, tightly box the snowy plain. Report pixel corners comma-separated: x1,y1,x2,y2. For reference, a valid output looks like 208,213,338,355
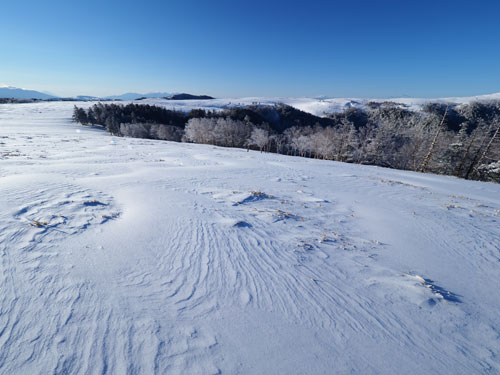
0,101,500,374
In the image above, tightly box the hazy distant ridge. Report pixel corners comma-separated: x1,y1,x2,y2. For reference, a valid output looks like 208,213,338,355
0,86,57,100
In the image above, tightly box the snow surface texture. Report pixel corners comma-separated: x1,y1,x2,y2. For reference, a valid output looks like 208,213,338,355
0,102,500,374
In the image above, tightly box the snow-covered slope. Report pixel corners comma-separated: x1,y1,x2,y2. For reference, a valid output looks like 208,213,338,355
0,101,499,374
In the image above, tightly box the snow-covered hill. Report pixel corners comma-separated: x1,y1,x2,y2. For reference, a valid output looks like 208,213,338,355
0,86,57,100
0,101,499,374
104,92,172,100
138,92,500,117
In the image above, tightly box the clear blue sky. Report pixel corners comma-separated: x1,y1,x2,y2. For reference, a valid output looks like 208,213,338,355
1,0,499,98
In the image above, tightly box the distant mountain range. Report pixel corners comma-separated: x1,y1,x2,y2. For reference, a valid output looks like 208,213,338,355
105,92,214,100
0,86,57,100
0,87,176,101
0,86,218,101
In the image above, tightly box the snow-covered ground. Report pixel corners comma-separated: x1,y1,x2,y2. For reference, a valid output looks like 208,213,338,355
1,101,499,374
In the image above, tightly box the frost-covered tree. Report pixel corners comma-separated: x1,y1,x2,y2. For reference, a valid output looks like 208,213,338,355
184,118,217,144
247,128,270,152
71,101,500,183
72,106,88,125
271,134,287,154
184,117,253,147
119,123,150,138
151,124,184,141
213,118,253,147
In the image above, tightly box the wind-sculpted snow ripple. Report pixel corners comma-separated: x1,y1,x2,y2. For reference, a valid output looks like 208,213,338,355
0,183,123,373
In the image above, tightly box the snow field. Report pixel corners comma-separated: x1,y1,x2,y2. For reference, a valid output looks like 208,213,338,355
0,102,499,374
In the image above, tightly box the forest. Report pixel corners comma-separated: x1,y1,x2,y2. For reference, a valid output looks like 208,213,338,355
72,101,500,182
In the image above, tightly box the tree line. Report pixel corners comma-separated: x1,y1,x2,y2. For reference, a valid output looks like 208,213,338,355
73,101,500,182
